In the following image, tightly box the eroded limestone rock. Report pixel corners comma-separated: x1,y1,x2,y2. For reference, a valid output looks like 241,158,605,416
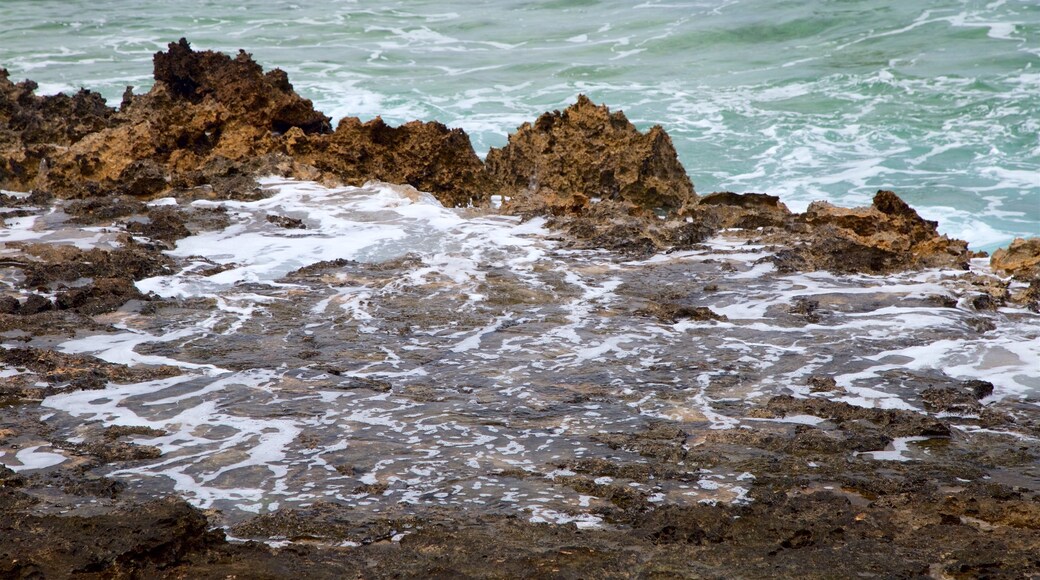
991,237,1040,280
771,190,972,274
486,94,696,215
1,39,490,206
285,116,492,207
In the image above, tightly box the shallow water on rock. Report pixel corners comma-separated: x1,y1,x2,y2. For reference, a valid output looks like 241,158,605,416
2,179,1037,526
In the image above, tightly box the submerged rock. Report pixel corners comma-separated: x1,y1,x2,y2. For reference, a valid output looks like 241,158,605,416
486,94,696,215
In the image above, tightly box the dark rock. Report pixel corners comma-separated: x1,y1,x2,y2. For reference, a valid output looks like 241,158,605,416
16,242,173,287
0,346,179,399
921,388,982,415
765,395,951,438
0,496,223,578
789,298,822,323
266,213,306,229
17,293,52,315
641,302,727,324
53,277,145,315
127,205,193,243
687,191,792,229
964,379,995,400
0,295,19,314
807,376,839,393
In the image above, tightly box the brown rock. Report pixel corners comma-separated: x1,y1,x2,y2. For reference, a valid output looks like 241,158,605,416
0,497,223,578
486,94,696,215
152,38,331,135
0,69,118,191
0,346,180,399
286,116,492,207
4,40,493,207
688,191,792,229
53,277,145,315
548,199,713,256
15,242,173,287
990,237,1040,280
36,39,332,199
772,190,972,274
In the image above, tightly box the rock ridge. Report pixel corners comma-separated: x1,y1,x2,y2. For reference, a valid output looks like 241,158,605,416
0,39,1013,273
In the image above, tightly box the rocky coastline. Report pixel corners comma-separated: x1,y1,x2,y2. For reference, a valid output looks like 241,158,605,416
1,40,1038,578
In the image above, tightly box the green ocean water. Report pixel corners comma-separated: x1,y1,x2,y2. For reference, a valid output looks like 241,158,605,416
1,0,1037,251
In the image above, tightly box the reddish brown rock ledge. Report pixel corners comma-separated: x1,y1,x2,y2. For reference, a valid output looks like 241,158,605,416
0,41,980,275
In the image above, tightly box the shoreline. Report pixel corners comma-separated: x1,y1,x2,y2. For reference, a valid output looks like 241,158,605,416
1,40,1039,578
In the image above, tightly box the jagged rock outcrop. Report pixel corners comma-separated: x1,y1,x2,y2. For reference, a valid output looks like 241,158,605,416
772,190,972,274
0,70,117,191
0,39,490,206
991,237,1040,280
285,116,492,207
152,38,331,135
38,39,331,198
486,95,696,216
0,42,982,275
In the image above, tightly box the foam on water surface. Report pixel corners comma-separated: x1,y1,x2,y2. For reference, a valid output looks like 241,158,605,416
2,445,68,472
11,178,1031,527
1,0,1037,251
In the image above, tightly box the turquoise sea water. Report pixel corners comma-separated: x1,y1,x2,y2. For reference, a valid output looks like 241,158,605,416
1,0,1037,251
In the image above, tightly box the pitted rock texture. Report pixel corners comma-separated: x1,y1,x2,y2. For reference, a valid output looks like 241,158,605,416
284,116,492,207
20,38,331,198
990,237,1040,280
772,190,973,274
152,38,331,135
0,41,982,275
685,191,792,230
486,94,696,215
0,70,117,192
0,39,490,206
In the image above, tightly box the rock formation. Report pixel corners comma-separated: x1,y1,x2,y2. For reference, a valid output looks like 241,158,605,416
684,191,792,230
0,39,491,206
485,95,696,216
0,70,117,192
0,41,985,274
990,237,1040,280
771,190,973,274
284,116,492,207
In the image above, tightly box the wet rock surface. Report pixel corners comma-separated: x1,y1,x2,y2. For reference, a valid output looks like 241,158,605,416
1,42,1038,578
